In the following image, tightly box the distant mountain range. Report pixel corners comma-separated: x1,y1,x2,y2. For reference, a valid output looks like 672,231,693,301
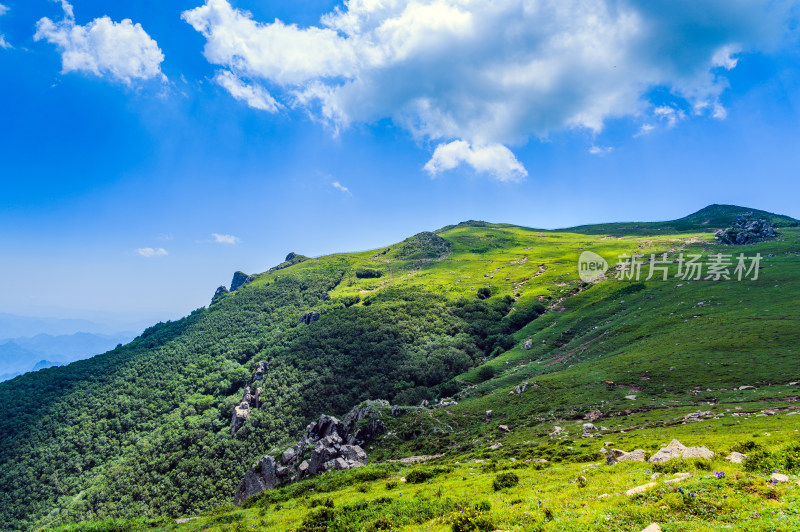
0,331,137,382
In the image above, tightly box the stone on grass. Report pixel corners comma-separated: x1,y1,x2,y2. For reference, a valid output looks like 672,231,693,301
725,452,747,464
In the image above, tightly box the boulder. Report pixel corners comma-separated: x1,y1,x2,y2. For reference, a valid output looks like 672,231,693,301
498,425,510,433
582,423,597,437
648,439,714,463
281,447,296,465
641,524,662,532
549,426,563,438
605,448,646,465
771,473,790,483
523,339,533,350
234,456,278,505
738,385,757,391
725,452,747,464
230,402,250,437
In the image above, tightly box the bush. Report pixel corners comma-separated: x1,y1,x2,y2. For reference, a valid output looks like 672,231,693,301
449,507,495,532
406,469,435,484
476,287,492,300
492,472,519,491
356,268,382,279
477,366,496,382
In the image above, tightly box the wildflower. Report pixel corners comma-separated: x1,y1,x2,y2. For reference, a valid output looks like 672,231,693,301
715,471,725,479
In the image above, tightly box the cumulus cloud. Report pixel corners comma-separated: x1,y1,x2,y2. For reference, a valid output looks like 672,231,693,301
211,233,240,244
424,141,527,182
35,0,165,84
182,0,794,180
331,181,351,194
136,247,168,258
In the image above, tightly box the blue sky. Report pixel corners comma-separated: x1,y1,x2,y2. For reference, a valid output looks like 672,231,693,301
1,0,799,322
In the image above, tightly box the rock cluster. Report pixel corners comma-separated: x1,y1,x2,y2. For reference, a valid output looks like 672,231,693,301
231,361,269,436
510,381,529,395
234,400,393,505
715,214,777,245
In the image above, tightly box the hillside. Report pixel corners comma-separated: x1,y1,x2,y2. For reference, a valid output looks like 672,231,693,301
0,205,798,531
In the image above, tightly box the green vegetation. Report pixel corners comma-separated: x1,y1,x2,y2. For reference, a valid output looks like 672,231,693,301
1,204,799,531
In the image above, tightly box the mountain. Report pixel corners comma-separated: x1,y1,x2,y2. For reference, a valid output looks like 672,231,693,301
0,205,798,531
0,332,137,382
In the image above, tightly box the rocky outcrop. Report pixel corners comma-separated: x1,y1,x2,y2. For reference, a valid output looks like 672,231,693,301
211,285,229,304
231,385,263,436
581,423,597,438
270,252,309,272
715,214,777,245
230,271,255,291
299,311,320,325
604,448,647,465
648,439,714,463
231,361,269,436
234,400,396,504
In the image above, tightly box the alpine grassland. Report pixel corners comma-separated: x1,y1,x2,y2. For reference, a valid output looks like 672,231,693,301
1,205,799,531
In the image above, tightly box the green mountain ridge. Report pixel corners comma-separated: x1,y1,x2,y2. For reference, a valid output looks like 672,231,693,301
0,205,798,531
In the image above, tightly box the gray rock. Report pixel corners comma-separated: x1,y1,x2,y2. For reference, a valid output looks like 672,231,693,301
299,311,321,325
738,385,757,391
211,285,229,304
498,425,510,433
281,447,296,465
605,448,646,465
582,423,597,437
230,271,255,291
549,426,563,438
523,339,533,350
648,439,714,463
234,456,278,505
715,215,777,245
725,452,747,464
231,402,250,437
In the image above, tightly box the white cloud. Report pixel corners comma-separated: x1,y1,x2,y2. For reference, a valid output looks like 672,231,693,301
183,0,793,180
136,247,168,258
211,233,240,244
424,141,527,182
331,181,351,194
0,3,10,49
214,70,279,112
589,145,614,156
35,1,165,84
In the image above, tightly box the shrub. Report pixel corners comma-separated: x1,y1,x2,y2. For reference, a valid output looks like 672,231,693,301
477,366,496,381
406,469,435,484
744,450,780,474
356,268,382,279
341,295,361,307
477,287,492,300
449,507,495,532
492,472,519,491
730,440,762,454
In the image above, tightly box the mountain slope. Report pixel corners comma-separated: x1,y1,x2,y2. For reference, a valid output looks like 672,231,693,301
0,205,797,531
